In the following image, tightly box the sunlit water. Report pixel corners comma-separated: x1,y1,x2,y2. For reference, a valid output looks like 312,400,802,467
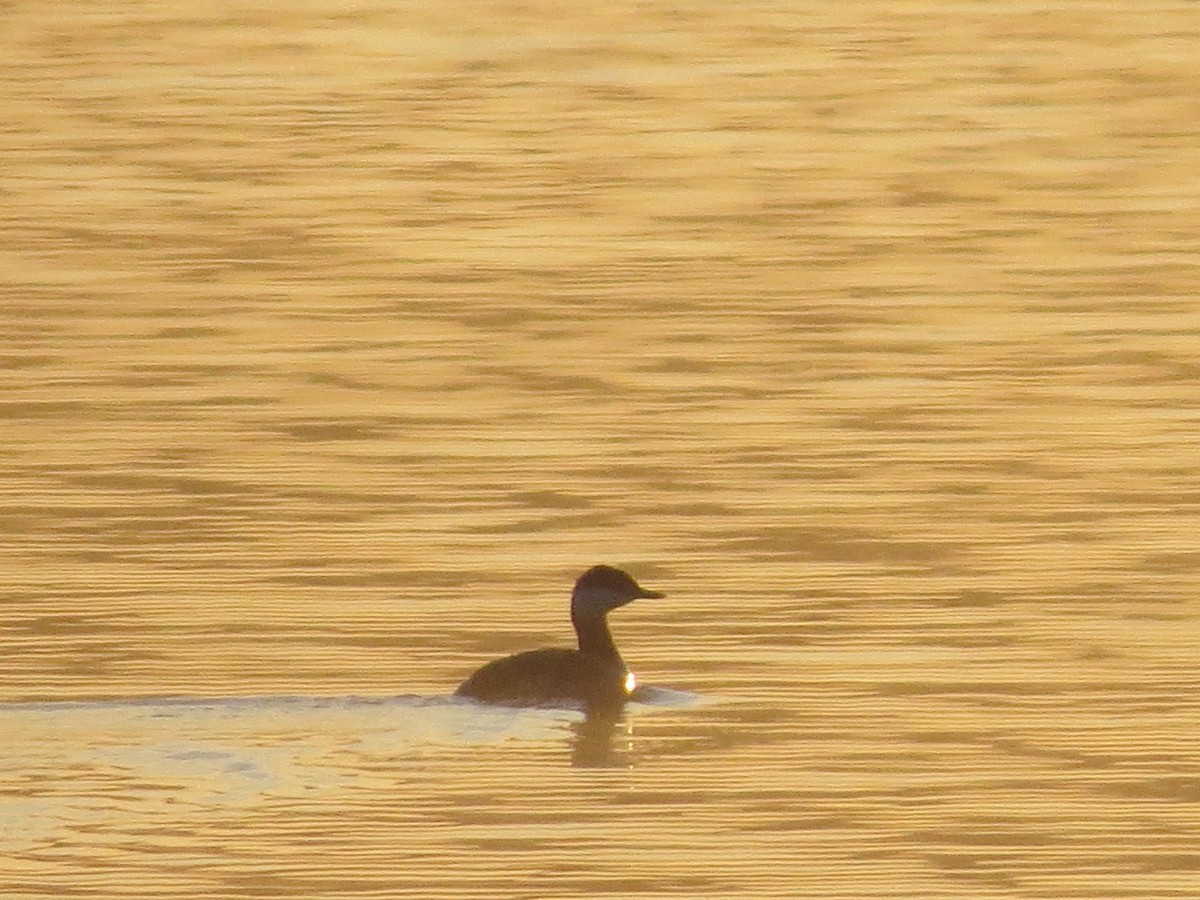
2,1,1198,898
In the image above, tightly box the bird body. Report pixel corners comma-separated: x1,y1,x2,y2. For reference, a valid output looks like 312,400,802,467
455,646,630,708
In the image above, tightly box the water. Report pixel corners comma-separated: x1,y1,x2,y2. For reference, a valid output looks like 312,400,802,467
2,1,1198,897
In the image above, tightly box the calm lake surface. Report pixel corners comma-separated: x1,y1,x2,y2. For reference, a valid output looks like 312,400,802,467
2,2,1198,897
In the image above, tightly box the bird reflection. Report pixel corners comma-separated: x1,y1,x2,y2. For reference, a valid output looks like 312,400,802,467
569,701,634,768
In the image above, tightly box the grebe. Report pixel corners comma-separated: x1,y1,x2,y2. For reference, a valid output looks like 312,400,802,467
455,565,665,709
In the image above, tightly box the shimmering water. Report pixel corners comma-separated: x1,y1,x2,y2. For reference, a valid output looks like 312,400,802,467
2,1,1198,897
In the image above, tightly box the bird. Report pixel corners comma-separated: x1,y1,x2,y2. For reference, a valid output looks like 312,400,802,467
455,565,665,710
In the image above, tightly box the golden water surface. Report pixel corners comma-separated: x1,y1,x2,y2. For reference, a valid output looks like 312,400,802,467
2,2,1198,898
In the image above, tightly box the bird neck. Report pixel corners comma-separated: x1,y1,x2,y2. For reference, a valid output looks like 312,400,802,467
571,611,623,663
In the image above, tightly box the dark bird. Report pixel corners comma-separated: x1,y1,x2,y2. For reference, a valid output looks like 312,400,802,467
455,565,665,710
